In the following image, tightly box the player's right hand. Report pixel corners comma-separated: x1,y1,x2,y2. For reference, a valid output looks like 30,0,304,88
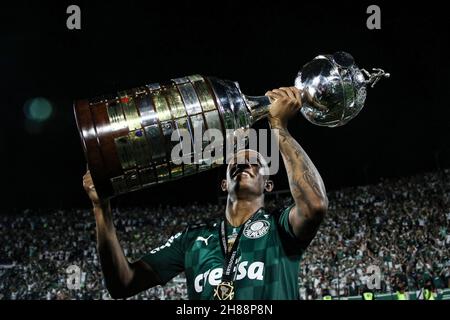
266,87,302,128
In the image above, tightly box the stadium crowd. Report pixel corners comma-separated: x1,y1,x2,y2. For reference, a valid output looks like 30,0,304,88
1,169,449,300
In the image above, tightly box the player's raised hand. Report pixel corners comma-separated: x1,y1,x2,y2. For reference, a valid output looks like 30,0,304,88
83,169,102,207
266,87,302,128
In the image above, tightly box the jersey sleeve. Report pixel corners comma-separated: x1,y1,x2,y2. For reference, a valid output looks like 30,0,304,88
275,203,306,258
140,230,187,285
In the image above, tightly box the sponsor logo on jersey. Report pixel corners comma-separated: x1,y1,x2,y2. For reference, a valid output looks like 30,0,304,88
149,232,182,254
194,261,264,293
243,220,270,239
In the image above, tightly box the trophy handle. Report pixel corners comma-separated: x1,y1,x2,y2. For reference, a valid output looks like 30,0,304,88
244,95,272,123
245,90,316,124
362,68,390,88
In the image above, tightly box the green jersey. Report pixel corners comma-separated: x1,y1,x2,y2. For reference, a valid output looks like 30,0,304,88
142,205,305,300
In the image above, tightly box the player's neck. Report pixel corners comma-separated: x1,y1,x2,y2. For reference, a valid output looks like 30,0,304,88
225,196,264,227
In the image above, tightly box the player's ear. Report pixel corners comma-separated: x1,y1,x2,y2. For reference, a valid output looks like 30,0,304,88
221,179,228,192
264,179,274,192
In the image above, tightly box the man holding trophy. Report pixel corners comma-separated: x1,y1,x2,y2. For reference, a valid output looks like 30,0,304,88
83,85,328,300
78,52,388,299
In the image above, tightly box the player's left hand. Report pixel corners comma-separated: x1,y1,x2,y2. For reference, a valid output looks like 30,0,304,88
266,87,302,128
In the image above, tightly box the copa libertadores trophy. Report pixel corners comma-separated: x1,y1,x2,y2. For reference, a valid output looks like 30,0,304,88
74,51,389,198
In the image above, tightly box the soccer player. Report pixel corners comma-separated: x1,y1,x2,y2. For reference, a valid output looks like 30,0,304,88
82,86,328,300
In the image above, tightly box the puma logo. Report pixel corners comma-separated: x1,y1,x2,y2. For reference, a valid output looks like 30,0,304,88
196,235,213,246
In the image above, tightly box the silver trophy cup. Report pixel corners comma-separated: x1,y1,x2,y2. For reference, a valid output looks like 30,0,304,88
293,51,389,127
244,51,389,127
74,51,389,197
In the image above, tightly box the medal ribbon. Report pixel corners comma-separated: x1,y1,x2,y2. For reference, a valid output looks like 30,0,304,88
217,208,263,291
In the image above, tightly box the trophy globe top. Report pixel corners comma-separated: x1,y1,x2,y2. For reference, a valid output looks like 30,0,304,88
295,51,388,127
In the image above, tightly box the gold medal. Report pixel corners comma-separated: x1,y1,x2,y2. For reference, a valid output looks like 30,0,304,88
214,281,235,300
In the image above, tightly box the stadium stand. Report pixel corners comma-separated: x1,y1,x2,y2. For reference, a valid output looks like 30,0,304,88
1,169,449,300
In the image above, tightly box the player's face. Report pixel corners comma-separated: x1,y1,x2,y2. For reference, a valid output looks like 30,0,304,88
225,150,267,196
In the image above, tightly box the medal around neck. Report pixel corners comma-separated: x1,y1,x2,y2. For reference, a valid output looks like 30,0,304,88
214,210,261,300
214,281,235,300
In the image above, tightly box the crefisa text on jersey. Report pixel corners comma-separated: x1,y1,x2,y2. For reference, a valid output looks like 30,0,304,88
176,304,273,317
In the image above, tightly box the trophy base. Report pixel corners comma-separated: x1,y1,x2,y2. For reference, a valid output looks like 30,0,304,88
73,75,259,198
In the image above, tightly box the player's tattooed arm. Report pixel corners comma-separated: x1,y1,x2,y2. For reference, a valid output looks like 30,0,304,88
267,87,328,247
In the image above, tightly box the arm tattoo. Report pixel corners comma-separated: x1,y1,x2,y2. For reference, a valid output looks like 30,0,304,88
273,126,327,212
303,170,323,199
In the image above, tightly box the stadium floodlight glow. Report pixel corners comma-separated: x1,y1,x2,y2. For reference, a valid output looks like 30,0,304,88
24,97,53,122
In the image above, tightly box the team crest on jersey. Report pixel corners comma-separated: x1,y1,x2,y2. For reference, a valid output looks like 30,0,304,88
244,220,270,239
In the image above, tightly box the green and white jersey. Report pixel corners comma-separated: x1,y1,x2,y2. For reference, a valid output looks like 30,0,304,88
141,205,305,300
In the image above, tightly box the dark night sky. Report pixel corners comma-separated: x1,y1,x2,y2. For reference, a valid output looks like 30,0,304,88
0,0,449,209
